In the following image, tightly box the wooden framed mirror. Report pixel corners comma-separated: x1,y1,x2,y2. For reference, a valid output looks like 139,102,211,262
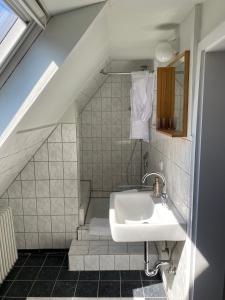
156,50,190,137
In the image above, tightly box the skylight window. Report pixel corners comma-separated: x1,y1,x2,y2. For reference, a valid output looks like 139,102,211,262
0,0,27,67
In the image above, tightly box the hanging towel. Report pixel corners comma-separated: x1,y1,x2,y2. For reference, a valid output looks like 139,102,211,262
130,71,154,142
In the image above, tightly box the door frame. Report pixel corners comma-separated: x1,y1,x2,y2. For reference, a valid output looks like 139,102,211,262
190,20,225,300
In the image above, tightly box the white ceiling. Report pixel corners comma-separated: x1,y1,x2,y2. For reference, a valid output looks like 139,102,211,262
40,0,205,59
39,0,106,15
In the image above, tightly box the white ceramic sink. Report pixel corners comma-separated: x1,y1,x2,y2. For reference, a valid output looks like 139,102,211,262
109,191,186,242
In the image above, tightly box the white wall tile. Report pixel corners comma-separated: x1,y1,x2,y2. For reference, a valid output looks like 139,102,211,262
34,162,49,180
48,125,62,143
100,255,114,270
48,143,63,161
51,215,65,232
36,180,49,197
63,143,77,161
69,255,84,271
52,232,66,248
64,180,78,197
22,181,35,198
23,198,37,215
39,233,53,248
24,216,38,232
50,180,64,197
115,255,129,270
25,233,39,249
37,198,50,215
49,162,63,179
65,198,78,214
38,215,51,232
13,215,24,232
84,255,99,270
62,124,76,142
8,181,22,198
51,198,65,215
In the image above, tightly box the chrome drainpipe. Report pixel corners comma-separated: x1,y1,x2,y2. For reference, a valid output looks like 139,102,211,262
144,241,170,277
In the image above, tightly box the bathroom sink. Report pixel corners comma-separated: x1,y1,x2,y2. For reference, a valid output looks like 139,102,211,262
109,191,186,242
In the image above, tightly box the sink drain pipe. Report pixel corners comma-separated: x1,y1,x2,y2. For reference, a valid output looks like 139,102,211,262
144,241,170,277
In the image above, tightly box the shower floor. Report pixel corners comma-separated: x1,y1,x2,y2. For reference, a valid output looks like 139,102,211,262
0,249,167,299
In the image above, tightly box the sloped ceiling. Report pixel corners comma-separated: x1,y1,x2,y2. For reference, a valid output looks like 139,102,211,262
40,0,106,16
0,2,109,196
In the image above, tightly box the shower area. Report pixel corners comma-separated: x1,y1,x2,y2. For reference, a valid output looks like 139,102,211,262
78,73,149,237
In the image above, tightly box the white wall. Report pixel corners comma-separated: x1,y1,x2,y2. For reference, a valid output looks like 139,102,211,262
200,0,225,40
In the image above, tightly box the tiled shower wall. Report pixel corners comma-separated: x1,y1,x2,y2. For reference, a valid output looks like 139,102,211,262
0,123,80,249
148,68,192,300
79,75,147,196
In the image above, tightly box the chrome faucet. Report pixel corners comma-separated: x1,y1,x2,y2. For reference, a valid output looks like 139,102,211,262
142,172,168,201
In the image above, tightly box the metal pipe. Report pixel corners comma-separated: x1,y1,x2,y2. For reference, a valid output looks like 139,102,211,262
144,241,170,277
100,69,154,75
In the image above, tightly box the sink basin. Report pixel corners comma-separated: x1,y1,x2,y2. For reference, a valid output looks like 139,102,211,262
109,191,186,242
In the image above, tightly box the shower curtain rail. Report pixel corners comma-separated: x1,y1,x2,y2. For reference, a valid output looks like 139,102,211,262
100,69,154,75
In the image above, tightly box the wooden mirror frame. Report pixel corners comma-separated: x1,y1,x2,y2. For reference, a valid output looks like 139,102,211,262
156,50,190,137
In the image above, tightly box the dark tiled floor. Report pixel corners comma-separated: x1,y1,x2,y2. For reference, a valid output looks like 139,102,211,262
0,250,167,299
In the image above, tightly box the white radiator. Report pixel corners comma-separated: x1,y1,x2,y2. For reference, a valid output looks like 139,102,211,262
0,207,17,284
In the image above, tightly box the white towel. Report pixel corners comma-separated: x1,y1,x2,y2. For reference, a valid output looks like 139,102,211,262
89,218,111,236
130,71,154,142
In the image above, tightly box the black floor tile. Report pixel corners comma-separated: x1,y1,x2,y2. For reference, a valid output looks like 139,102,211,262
44,254,65,266
75,281,98,297
52,280,77,297
98,281,120,297
14,254,29,267
0,281,13,296
37,266,61,280
24,253,47,266
16,266,40,280
6,281,33,297
121,280,143,297
58,267,79,280
141,270,162,281
100,270,120,281
121,270,141,281
79,271,99,280
5,267,21,281
62,255,69,267
142,281,166,298
28,280,55,297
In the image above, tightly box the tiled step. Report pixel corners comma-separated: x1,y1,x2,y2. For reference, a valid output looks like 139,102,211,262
69,239,158,271
77,224,112,241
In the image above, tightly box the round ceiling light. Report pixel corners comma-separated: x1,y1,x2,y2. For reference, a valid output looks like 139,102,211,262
155,42,175,63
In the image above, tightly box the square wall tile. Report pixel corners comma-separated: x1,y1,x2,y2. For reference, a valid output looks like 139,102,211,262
84,255,99,270
64,180,78,197
22,181,35,198
37,197,50,215
24,216,38,232
49,162,63,179
25,233,39,249
62,124,76,142
51,198,65,215
51,215,65,232
50,180,64,197
63,143,77,161
34,162,49,179
65,198,78,214
15,233,25,249
13,215,24,232
38,215,51,232
115,255,129,270
100,255,114,270
48,143,63,161
52,233,66,248
36,180,49,197
23,198,37,215
39,233,53,248
63,162,78,179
